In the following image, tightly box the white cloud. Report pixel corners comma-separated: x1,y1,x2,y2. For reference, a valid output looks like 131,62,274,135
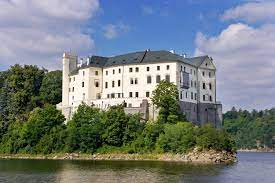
221,1,275,23
103,24,118,39
195,23,275,110
103,22,130,40
0,0,100,70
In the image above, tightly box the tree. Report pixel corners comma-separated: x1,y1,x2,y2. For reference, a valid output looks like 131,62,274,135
4,64,45,122
156,122,196,153
19,104,65,153
151,80,184,123
101,105,128,146
65,104,104,153
39,70,62,105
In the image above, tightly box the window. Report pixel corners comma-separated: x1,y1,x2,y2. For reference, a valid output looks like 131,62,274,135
186,92,188,98
69,78,71,82
135,67,139,72
194,81,197,88
73,77,75,81
83,71,85,76
107,94,110,98
156,75,161,83
96,93,101,99
195,93,197,100
147,67,150,71
181,66,183,71
209,95,212,101
119,68,121,73
146,92,150,97
118,80,121,87
166,65,170,70
134,78,137,84
95,81,99,87
129,68,133,72
191,81,193,87
128,103,132,107
209,83,212,90
165,75,170,82
147,76,152,84
203,95,206,101
180,91,183,99
95,71,98,75
111,93,115,98
82,82,84,87
157,66,160,70
106,71,108,75
203,82,206,89
194,70,196,75
129,92,133,97
202,71,205,76
130,78,134,84
105,82,108,88
113,69,115,74
184,67,186,72
69,88,71,92
118,93,121,98
191,92,193,100
112,81,115,87
72,87,74,92
190,69,192,74
83,93,85,100
135,92,139,98
209,72,211,77
72,96,74,100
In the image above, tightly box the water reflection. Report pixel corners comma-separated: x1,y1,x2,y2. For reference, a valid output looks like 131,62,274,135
0,153,274,183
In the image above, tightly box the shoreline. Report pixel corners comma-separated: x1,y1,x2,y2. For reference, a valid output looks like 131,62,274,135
238,149,275,153
0,149,237,164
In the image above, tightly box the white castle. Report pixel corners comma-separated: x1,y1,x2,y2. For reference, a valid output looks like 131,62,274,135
57,50,222,126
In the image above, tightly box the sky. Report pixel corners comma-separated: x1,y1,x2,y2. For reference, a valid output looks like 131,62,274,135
0,0,275,111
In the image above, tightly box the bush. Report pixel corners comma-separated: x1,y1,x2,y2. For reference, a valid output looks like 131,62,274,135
156,122,196,153
196,123,236,152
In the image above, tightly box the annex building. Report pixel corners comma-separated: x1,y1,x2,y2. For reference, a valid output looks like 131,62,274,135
57,50,222,127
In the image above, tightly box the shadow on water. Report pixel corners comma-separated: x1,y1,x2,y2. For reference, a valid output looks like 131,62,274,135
0,152,274,183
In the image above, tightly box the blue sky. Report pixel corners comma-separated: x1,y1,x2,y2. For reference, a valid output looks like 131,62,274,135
0,0,275,111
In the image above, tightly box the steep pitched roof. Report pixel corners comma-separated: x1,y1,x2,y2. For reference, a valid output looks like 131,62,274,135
69,50,211,75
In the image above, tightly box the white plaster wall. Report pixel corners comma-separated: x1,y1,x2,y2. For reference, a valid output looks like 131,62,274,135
177,62,198,104
198,59,216,103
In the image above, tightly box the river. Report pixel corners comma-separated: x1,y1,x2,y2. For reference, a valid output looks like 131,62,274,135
0,152,274,183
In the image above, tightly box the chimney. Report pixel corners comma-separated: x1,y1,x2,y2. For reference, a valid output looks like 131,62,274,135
80,58,83,66
183,53,187,58
169,49,175,54
86,57,90,66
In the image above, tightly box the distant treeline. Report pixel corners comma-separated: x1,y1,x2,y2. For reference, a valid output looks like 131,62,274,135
0,65,235,154
223,107,275,149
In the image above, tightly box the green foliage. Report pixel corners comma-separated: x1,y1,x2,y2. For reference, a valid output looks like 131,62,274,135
223,107,275,149
101,105,128,146
151,80,185,123
156,122,196,153
39,70,62,105
65,104,104,153
196,123,236,151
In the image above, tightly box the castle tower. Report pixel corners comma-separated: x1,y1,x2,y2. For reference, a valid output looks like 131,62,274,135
62,53,77,107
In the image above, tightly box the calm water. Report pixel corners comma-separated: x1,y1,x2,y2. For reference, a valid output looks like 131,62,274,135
0,152,274,183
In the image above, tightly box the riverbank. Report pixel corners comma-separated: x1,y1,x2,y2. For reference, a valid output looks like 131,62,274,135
0,149,237,164
238,148,275,153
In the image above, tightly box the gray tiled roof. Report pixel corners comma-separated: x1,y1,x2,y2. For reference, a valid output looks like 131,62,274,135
69,50,210,75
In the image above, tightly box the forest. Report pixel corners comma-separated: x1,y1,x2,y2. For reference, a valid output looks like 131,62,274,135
0,64,272,154
223,107,275,149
